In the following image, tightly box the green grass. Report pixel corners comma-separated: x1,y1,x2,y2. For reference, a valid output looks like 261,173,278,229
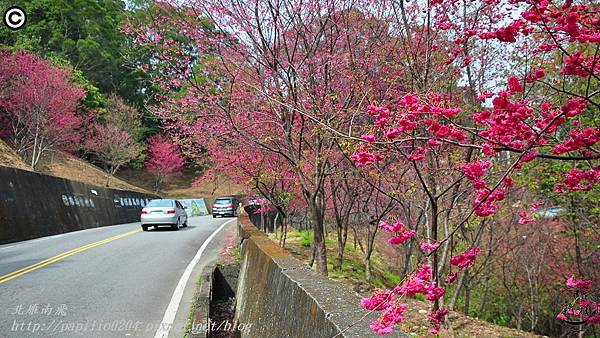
183,290,198,338
327,255,367,282
382,269,402,285
371,276,386,288
183,275,207,337
276,229,403,291
233,243,241,262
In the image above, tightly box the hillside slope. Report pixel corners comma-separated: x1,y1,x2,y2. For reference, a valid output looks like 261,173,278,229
0,139,149,193
0,139,244,198
0,140,31,171
35,151,149,193
118,168,246,200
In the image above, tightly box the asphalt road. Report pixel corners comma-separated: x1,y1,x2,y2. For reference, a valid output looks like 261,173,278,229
0,216,234,337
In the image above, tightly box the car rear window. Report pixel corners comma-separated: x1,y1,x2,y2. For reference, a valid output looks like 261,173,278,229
146,200,174,207
215,199,233,204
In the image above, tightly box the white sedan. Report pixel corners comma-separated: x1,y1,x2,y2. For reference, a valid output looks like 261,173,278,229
140,199,188,231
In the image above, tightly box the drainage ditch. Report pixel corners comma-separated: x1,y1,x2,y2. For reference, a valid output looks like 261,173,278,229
190,263,241,338
209,264,240,338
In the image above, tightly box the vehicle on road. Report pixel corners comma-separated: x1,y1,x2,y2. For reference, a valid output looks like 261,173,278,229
536,206,566,218
140,199,188,231
212,197,240,218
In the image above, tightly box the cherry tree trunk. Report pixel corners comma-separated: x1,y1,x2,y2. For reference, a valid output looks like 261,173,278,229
335,227,348,271
311,210,328,276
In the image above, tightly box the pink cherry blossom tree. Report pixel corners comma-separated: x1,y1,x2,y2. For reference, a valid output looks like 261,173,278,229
0,51,85,169
145,135,185,193
348,0,600,333
125,0,406,276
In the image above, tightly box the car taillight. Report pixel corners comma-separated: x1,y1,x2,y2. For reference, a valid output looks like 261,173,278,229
141,210,148,215
167,209,176,214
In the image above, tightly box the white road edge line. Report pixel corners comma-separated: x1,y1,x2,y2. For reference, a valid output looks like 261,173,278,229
154,219,235,338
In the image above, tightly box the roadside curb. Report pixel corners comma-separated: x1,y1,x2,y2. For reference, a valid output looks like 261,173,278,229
189,263,215,338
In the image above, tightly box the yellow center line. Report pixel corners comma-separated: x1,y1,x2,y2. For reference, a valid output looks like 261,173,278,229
0,229,141,284
1,235,126,279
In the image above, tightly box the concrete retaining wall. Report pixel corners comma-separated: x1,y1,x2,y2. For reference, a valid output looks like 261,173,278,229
235,215,407,338
0,165,158,244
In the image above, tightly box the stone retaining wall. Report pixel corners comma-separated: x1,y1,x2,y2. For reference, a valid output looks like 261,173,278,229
235,215,407,338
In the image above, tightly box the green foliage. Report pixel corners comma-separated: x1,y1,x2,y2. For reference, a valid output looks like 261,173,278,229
493,313,510,327
46,54,106,109
128,154,146,170
183,295,196,338
0,0,146,106
133,124,159,143
299,231,313,247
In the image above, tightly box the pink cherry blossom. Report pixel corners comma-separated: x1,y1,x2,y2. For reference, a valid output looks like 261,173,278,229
450,247,481,269
416,264,433,280
350,151,384,166
369,303,408,335
361,289,394,311
445,272,458,284
566,277,592,292
388,229,416,245
462,161,492,180
420,242,440,252
507,76,523,94
426,283,446,301
428,308,449,334
361,134,376,143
